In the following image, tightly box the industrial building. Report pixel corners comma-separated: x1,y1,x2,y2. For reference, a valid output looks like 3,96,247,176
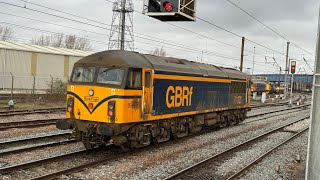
0,40,94,93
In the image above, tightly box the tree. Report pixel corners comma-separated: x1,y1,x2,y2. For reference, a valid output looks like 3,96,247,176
31,33,92,50
0,26,14,41
31,35,51,46
151,47,166,57
50,34,64,48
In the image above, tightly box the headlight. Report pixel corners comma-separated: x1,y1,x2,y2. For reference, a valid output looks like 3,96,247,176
88,89,94,96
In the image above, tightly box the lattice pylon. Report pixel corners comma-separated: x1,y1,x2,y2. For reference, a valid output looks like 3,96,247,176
108,0,134,51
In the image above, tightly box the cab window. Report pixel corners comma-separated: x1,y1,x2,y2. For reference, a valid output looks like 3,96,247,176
97,68,124,85
126,68,142,89
72,67,95,82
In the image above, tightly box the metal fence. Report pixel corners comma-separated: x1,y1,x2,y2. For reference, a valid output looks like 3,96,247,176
0,74,68,96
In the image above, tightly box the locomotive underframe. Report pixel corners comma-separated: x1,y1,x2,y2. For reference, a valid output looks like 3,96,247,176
62,108,247,149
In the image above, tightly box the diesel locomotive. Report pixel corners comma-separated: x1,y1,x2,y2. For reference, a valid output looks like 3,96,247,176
57,50,250,149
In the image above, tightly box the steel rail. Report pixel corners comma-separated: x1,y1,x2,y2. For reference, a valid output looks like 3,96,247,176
250,93,306,109
163,116,310,180
226,127,309,180
30,152,125,180
238,109,304,125
0,149,87,174
0,107,65,116
0,139,76,157
0,131,71,146
248,104,310,118
0,118,65,130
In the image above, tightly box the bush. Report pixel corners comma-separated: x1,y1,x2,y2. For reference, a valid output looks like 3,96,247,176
47,79,67,95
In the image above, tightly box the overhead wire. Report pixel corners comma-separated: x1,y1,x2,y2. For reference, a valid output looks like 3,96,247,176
0,21,248,65
225,0,314,57
2,1,241,60
1,0,285,72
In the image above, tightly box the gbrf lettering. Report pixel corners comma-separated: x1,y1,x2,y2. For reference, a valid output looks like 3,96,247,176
166,86,193,108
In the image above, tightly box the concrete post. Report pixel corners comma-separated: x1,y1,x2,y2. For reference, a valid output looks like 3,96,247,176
50,75,53,94
306,5,320,179
240,37,245,72
289,74,294,105
32,76,36,95
284,42,290,99
261,92,266,103
253,92,257,100
10,72,13,100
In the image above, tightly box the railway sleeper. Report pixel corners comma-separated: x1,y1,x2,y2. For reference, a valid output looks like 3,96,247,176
63,109,247,149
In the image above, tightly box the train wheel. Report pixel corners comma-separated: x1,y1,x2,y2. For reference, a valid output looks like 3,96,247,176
219,116,228,128
127,124,152,149
228,115,237,126
154,126,171,144
171,118,189,139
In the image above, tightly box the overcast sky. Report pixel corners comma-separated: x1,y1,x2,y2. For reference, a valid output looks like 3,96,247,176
0,0,319,74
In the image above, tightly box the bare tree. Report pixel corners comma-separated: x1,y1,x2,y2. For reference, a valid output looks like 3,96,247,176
31,34,51,46
50,34,64,48
74,37,91,50
152,47,166,57
64,35,77,49
0,26,14,41
31,33,92,50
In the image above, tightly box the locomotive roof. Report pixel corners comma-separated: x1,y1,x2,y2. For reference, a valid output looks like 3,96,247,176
75,50,154,68
75,50,246,80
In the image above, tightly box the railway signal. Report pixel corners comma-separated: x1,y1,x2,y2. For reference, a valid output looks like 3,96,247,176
291,61,296,74
289,60,296,106
143,0,196,21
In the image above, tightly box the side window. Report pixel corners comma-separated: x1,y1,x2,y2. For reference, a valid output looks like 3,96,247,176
145,72,151,87
126,68,142,89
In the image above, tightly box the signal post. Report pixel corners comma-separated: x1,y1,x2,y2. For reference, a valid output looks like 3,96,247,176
289,61,296,105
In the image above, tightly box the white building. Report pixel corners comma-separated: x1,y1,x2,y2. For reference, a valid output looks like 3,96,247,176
0,40,95,93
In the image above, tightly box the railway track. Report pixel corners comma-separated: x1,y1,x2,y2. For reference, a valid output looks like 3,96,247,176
243,105,310,126
0,104,308,131
164,116,309,180
0,107,65,116
0,99,310,179
0,118,65,130
248,104,310,119
226,128,308,180
0,139,75,157
0,131,71,147
0,109,309,179
250,93,308,109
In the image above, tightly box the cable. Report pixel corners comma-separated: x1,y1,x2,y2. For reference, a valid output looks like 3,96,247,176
104,0,243,50
0,21,244,63
1,0,282,72
0,12,107,36
0,5,245,61
2,1,239,60
10,0,277,66
225,0,314,57
303,57,314,73
17,0,111,26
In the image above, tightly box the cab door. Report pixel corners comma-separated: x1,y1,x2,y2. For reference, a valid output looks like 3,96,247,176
142,69,153,115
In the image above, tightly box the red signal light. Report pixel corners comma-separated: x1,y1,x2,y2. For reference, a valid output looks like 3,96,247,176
291,66,296,74
163,2,173,11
